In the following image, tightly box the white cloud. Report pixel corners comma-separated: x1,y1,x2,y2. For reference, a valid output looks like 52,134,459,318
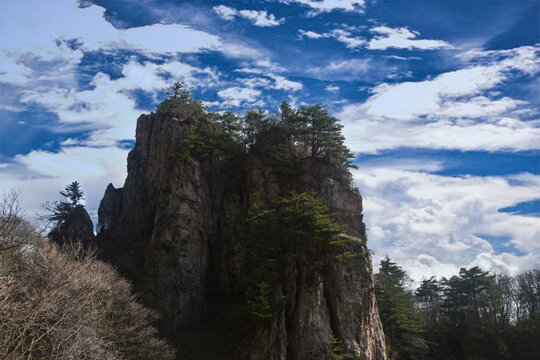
213,4,237,21
283,0,365,15
341,114,540,154
339,45,540,152
329,29,365,49
299,26,445,52
239,10,285,27
352,165,540,282
235,68,303,91
308,59,371,80
325,84,340,92
368,26,452,50
213,5,284,27
361,66,508,120
268,74,303,91
19,60,217,146
298,28,365,49
217,87,262,107
0,0,221,87
298,29,329,39
0,146,129,219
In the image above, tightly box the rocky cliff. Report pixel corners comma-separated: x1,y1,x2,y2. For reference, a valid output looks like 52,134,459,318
96,109,386,359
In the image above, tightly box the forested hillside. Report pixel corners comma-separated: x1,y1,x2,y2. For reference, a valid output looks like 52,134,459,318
375,257,539,360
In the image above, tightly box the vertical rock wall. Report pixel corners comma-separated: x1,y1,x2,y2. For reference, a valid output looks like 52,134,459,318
96,113,386,359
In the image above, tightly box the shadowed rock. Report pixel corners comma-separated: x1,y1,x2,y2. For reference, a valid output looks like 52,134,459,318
96,111,386,360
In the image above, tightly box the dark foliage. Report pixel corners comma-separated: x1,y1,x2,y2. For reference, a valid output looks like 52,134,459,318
42,181,86,230
241,192,347,321
157,83,356,169
376,256,540,360
375,257,428,360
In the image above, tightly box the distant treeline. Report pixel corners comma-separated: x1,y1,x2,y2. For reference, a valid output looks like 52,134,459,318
375,256,539,360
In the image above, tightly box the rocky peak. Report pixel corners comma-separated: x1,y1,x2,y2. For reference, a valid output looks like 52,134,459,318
96,107,386,359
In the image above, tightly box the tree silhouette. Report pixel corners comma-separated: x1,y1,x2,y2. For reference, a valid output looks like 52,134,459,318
45,181,85,229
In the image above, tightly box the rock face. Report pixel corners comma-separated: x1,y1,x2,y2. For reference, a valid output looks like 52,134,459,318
49,206,95,247
96,112,386,359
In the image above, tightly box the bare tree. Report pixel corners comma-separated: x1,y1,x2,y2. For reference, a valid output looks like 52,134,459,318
1,231,174,359
0,190,39,252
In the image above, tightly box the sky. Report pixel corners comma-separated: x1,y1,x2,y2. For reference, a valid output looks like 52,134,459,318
0,0,539,283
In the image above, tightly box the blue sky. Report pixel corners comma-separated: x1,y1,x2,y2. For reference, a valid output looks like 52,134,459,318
1,0,538,281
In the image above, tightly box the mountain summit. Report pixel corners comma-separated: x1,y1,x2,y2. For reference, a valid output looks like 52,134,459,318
95,90,386,359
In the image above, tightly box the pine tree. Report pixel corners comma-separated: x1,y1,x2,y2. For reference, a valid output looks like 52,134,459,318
156,81,204,119
294,104,355,167
415,276,442,329
244,109,267,147
46,181,85,229
215,111,243,142
375,256,427,360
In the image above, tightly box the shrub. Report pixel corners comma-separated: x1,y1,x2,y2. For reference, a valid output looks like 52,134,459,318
327,335,363,360
0,242,174,359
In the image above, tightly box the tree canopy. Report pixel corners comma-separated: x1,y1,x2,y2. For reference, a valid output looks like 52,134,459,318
44,181,85,229
375,258,540,360
375,256,427,360
156,83,357,168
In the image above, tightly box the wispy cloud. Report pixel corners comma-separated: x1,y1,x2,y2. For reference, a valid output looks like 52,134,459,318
368,26,453,50
298,29,328,39
300,26,447,51
235,67,303,91
213,5,285,27
325,84,340,92
19,60,218,146
329,29,366,49
283,0,365,15
217,86,263,107
0,1,221,88
308,58,371,80
298,28,365,49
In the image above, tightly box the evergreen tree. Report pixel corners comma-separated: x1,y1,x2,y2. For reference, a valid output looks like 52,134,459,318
243,108,268,147
242,192,348,321
375,256,427,360
45,181,85,229
415,276,442,330
293,104,355,167
279,101,294,123
215,111,243,142
156,81,204,119
410,267,540,360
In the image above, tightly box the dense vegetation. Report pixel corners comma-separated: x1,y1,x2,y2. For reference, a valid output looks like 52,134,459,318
242,192,355,320
161,82,357,168
375,257,540,360
0,191,174,359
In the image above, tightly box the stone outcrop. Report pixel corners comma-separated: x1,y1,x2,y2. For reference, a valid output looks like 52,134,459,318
96,111,386,359
49,206,95,247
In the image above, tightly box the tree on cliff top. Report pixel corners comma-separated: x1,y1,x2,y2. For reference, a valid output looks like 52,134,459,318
43,181,85,230
280,102,357,168
156,81,204,119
